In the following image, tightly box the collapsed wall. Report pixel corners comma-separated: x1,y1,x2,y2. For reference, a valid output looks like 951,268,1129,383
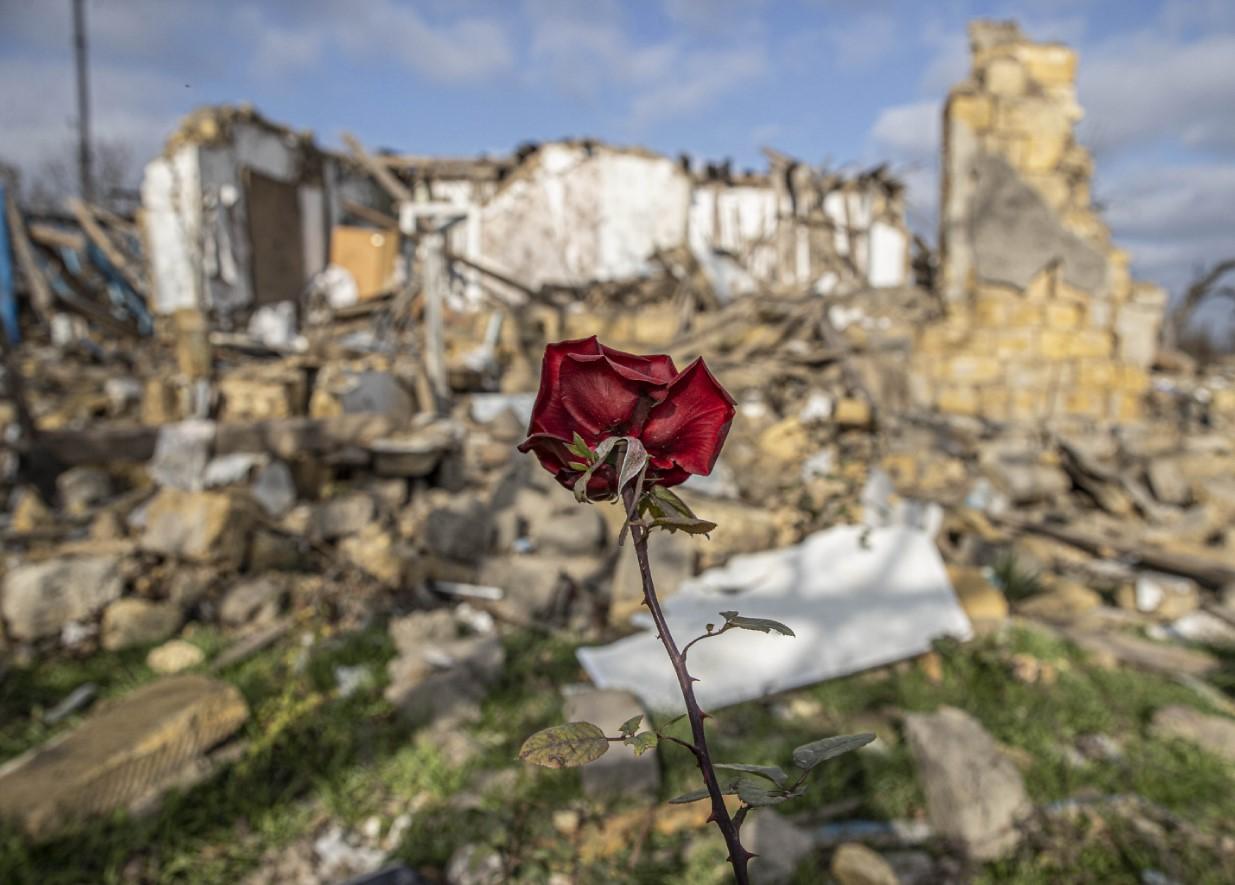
474,141,908,298
914,21,1167,424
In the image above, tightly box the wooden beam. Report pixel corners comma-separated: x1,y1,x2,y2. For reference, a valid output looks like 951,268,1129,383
3,188,54,322
27,223,86,252
342,133,413,203
68,198,147,296
341,199,398,230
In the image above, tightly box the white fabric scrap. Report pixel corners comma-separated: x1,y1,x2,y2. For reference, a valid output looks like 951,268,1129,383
578,525,973,713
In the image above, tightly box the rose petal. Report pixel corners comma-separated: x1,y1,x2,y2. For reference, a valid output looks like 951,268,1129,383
639,357,736,476
600,345,677,387
560,354,648,438
527,336,604,438
516,433,575,475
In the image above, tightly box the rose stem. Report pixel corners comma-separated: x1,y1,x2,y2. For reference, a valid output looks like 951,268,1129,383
621,486,752,884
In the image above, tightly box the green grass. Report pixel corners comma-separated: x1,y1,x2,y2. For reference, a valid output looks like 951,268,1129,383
1,620,1233,883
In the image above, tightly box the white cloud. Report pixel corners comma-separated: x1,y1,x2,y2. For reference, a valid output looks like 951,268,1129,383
870,99,939,161
1079,31,1235,157
628,45,766,127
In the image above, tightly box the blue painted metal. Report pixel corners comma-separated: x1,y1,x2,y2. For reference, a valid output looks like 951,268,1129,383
0,182,18,344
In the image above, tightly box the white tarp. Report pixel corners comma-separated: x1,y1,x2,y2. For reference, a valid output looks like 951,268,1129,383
578,525,973,712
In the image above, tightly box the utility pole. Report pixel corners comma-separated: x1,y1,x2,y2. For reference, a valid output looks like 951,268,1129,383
73,0,93,203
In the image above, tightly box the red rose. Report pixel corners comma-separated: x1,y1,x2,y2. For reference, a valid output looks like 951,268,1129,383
517,336,736,500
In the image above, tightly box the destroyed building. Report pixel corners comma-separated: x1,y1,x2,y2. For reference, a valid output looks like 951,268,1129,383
2,16,1235,885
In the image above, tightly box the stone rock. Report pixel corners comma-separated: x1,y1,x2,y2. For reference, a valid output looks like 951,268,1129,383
385,613,504,724
250,460,297,517
309,492,376,540
882,850,937,885
477,554,605,619
610,529,695,623
1163,611,1235,648
834,397,873,429
1150,706,1235,763
147,639,206,674
1146,459,1190,507
986,461,1069,506
1135,572,1199,619
535,508,607,555
339,523,405,585
0,674,248,837
676,491,781,565
1,555,124,641
1066,628,1219,676
831,842,899,885
424,499,491,562
744,809,816,884
903,706,1031,860
247,529,306,572
140,488,252,566
1018,581,1102,623
365,477,408,515
561,688,659,799
219,577,285,628
10,486,52,532
147,419,215,491
89,509,126,541
101,598,183,651
948,565,1009,626
446,844,504,885
758,417,811,464
165,568,214,610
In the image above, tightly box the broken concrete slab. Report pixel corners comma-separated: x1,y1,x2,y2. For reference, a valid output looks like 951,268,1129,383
580,525,972,712
561,687,659,799
140,488,252,566
0,674,248,837
903,706,1031,860
100,598,183,651
309,492,376,540
219,577,286,628
147,638,206,674
1,555,124,641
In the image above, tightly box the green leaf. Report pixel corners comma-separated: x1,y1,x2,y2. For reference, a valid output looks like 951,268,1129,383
668,778,743,804
518,722,610,769
567,460,589,471
736,780,805,807
791,733,877,771
626,732,658,756
573,437,621,502
616,436,648,492
618,715,643,737
714,763,788,787
719,611,796,637
651,516,718,535
567,432,592,461
650,484,695,516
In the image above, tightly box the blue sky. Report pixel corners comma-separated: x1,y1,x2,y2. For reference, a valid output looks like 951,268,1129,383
2,0,1234,295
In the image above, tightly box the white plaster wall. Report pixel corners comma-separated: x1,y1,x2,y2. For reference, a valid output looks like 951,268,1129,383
868,221,908,288
140,145,202,314
477,145,691,288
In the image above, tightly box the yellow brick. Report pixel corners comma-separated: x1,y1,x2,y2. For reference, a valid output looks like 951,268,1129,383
1022,131,1070,173
834,397,872,428
1009,301,1045,327
1054,278,1090,305
1046,302,1081,329
1107,249,1131,301
974,288,1016,326
938,385,980,417
1016,44,1077,87
1009,387,1048,422
950,93,993,130
1005,363,1050,390
985,56,1027,96
1070,180,1091,209
947,355,1003,385
992,328,1036,358
880,453,918,487
1060,144,1094,180
1039,329,1072,360
1025,266,1056,302
1116,363,1149,394
1065,385,1107,419
1063,209,1109,244
1076,359,1116,387
1070,329,1113,359
1109,391,1143,423
979,387,1010,422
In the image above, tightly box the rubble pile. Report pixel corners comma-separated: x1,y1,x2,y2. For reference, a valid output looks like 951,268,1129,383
0,16,1233,885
